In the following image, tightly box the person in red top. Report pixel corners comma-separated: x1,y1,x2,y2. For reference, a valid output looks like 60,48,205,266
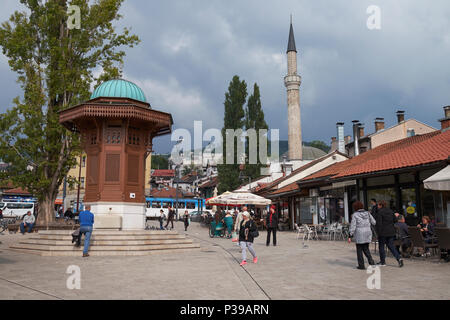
264,205,279,246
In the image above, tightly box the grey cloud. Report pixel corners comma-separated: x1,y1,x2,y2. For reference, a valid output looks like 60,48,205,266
1,0,449,153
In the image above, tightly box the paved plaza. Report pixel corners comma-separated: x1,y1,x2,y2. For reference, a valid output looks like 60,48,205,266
0,221,449,300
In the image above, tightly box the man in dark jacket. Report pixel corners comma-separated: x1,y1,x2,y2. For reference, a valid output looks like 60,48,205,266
376,201,403,267
165,205,175,229
370,199,378,218
394,214,411,258
265,205,279,246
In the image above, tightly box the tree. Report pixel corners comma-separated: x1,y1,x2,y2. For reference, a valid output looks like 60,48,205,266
305,140,330,153
244,83,268,180
151,155,169,170
0,0,139,226
217,75,247,194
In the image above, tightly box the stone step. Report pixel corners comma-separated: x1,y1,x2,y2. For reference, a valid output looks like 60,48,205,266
20,239,194,246
33,234,187,241
8,247,201,257
38,230,178,236
10,242,200,252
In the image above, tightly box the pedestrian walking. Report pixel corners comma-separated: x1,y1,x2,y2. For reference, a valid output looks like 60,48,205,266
159,209,165,230
348,201,376,270
183,210,190,231
165,205,175,229
239,212,258,266
264,205,278,246
79,205,94,257
376,201,404,267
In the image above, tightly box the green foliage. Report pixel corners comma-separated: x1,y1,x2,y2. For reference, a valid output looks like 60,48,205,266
217,75,247,194
0,0,139,223
305,140,331,153
151,154,169,170
244,83,268,180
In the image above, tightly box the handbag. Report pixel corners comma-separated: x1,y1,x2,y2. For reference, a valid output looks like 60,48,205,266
231,231,238,242
250,229,259,238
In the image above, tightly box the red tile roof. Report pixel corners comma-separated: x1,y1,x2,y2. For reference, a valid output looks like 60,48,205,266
199,176,218,188
152,169,175,177
3,187,31,195
270,182,300,195
302,130,450,182
255,151,347,194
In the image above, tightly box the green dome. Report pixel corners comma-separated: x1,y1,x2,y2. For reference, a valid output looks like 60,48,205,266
91,79,147,103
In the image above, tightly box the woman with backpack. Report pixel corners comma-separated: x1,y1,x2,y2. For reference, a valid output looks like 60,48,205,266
239,212,258,266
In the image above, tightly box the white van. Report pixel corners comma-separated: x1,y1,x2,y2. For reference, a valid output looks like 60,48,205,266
0,201,35,219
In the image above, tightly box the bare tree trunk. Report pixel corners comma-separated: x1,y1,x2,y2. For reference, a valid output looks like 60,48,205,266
38,195,56,230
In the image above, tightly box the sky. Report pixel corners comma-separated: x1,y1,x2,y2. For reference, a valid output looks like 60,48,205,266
1,0,449,154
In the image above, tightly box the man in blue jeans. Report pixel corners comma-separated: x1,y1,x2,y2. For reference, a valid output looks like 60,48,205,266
79,205,94,257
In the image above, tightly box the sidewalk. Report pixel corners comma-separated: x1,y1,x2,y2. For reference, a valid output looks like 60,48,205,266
0,221,449,299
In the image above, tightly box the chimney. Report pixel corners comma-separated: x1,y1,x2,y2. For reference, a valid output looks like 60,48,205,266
330,137,337,152
396,110,405,123
358,125,365,138
439,106,450,131
374,118,385,132
345,135,352,145
336,122,345,153
352,120,360,156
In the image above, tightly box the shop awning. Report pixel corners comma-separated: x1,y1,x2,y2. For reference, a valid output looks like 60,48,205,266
424,165,450,191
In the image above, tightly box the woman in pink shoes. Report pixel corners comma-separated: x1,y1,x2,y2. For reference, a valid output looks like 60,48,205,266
238,212,258,266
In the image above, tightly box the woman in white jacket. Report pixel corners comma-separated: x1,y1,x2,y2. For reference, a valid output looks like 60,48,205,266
348,201,376,270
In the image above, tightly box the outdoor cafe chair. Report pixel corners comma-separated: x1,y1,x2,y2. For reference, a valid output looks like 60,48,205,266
435,227,450,261
408,226,439,258
294,223,304,240
302,224,317,247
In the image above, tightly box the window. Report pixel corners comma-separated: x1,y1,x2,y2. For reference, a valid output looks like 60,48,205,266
176,202,185,209
186,202,196,209
21,203,33,209
82,156,86,167
152,201,161,208
162,201,171,208
80,177,85,189
7,203,20,209
0,203,5,210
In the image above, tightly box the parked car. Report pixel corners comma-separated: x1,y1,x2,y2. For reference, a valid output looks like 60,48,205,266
189,210,210,223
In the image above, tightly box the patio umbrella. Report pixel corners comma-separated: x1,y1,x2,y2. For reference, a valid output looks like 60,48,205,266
206,190,271,206
424,165,450,191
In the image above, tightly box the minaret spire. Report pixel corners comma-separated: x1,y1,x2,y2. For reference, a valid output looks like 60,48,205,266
287,17,297,53
284,17,302,160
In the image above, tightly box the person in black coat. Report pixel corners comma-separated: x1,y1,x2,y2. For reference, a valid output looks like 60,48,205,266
370,199,378,218
376,201,403,267
165,206,175,229
394,214,411,258
264,205,279,246
238,212,258,266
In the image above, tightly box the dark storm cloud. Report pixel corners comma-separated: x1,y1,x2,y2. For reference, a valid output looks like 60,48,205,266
1,0,450,153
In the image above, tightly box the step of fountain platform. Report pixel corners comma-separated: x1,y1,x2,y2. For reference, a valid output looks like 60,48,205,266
8,229,200,256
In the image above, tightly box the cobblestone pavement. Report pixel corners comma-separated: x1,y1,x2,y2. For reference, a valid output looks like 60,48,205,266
0,221,449,300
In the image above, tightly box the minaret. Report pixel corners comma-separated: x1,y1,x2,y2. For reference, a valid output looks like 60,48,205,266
284,19,303,160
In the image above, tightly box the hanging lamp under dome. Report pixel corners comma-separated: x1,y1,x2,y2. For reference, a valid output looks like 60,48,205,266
90,79,147,103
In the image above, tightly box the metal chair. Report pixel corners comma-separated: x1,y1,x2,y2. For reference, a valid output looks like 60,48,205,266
294,223,303,240
302,224,316,247
408,226,439,258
